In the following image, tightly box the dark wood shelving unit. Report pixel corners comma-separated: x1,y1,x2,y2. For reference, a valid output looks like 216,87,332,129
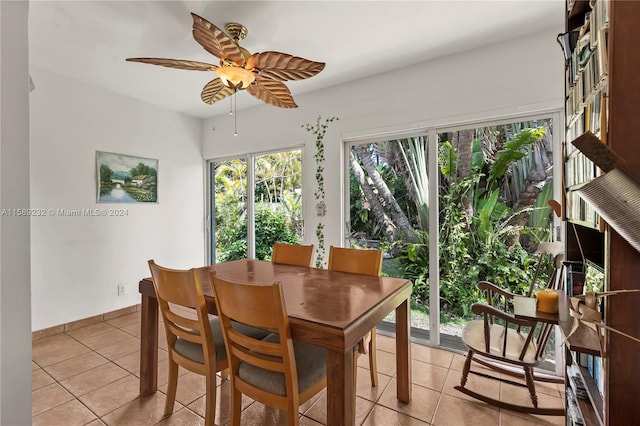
563,1,640,424
602,1,640,423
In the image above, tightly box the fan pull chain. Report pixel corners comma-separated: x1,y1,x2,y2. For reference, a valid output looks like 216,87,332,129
233,89,238,137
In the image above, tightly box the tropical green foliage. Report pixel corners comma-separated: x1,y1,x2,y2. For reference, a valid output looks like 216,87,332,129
350,122,555,319
399,137,429,230
213,152,302,263
527,181,554,244
431,172,541,317
488,127,546,185
216,206,299,262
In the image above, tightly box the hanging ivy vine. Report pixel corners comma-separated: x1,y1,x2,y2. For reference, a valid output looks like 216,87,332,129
302,115,339,267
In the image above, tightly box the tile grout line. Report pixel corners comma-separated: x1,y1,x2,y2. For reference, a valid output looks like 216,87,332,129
37,318,562,426
33,334,118,424
34,318,156,425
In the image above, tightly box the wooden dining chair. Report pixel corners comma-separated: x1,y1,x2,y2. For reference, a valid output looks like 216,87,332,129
454,252,566,416
147,260,268,426
272,242,314,267
328,245,383,387
210,273,327,426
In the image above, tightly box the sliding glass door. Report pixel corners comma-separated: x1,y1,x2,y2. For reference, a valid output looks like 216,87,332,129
346,133,434,339
253,150,303,259
436,118,557,357
345,113,561,370
211,158,247,263
209,148,303,264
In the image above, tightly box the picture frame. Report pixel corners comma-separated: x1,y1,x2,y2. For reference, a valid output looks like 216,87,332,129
96,151,158,203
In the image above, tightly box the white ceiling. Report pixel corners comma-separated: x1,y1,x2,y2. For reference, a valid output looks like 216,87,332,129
29,1,564,119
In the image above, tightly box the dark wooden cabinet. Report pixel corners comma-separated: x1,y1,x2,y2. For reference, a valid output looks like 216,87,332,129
604,3,640,423
563,1,640,424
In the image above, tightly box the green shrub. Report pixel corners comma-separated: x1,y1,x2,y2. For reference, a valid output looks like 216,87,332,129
216,205,298,262
398,172,549,319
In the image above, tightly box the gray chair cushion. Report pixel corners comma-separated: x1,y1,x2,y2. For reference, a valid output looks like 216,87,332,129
238,333,327,396
174,318,269,364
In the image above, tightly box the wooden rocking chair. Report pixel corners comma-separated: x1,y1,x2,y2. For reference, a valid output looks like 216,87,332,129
454,250,565,416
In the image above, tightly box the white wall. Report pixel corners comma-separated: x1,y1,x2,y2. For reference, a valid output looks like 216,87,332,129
30,66,206,331
1,1,32,423
28,26,564,330
202,28,565,256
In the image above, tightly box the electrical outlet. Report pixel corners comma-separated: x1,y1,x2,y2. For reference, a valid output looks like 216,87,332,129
117,284,125,296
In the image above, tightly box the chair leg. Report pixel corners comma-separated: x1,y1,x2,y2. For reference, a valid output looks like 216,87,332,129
523,366,539,408
204,372,217,426
164,357,179,416
460,350,473,387
231,387,242,426
368,328,378,387
287,394,300,426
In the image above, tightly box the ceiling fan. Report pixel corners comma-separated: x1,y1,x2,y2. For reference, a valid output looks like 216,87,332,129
126,13,325,109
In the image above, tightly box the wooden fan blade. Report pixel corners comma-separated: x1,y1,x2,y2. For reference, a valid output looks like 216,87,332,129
246,78,297,108
126,58,215,71
201,78,234,105
191,13,245,67
246,51,325,81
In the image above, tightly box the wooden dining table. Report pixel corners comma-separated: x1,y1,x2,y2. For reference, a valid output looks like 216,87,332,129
138,259,412,425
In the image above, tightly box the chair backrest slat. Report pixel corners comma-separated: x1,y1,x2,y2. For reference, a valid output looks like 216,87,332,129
230,343,287,373
328,246,382,276
518,327,536,361
164,309,199,330
272,242,314,267
483,315,491,353
534,323,554,359
501,324,509,357
166,321,202,344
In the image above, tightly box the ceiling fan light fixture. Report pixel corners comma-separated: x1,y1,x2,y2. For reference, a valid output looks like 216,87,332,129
126,13,324,111
215,65,255,89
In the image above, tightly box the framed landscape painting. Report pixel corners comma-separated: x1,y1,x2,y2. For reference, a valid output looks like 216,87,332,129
96,151,158,203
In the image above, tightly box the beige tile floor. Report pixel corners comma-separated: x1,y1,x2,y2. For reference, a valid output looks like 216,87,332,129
32,311,566,425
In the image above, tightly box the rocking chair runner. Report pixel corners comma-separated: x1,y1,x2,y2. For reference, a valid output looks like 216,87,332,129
454,251,566,416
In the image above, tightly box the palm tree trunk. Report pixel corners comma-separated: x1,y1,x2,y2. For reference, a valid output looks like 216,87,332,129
505,180,544,247
353,145,417,241
455,129,475,222
349,151,396,240
505,141,551,247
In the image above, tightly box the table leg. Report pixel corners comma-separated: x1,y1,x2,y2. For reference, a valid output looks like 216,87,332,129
396,298,412,402
139,292,158,396
326,349,356,425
